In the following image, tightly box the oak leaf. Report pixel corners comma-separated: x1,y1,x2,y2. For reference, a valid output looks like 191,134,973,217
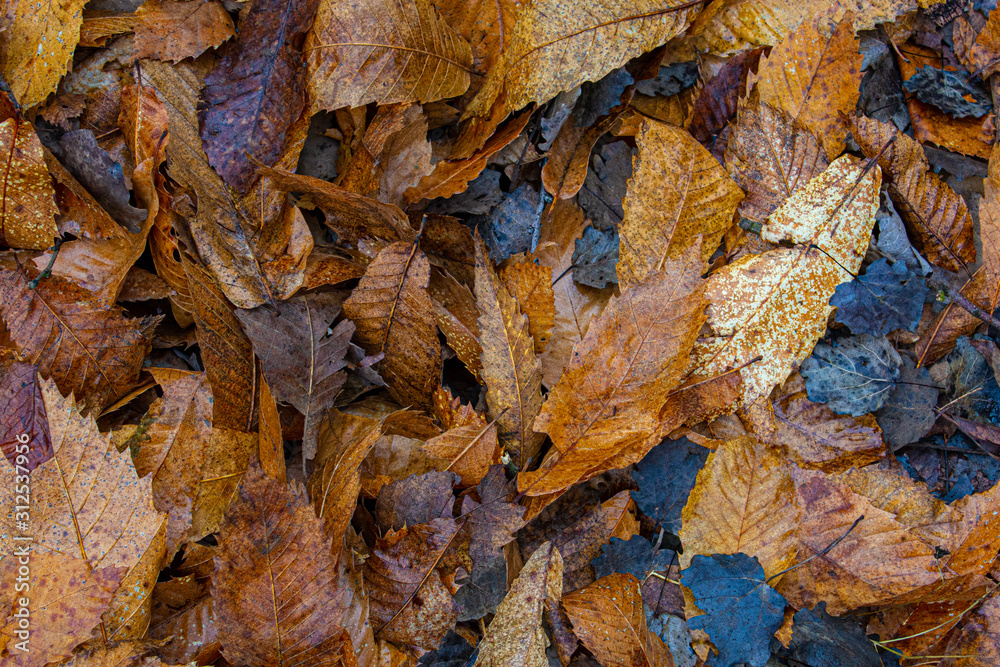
134,0,235,63
474,542,563,667
0,268,159,409
364,517,461,648
200,0,316,192
618,119,743,288
305,0,473,111
26,378,167,641
236,292,354,460
0,116,59,249
476,236,545,468
0,553,124,667
519,251,706,499
465,0,697,120
343,240,442,411
689,155,880,406
748,12,863,160
562,572,671,667
725,100,829,224
213,464,372,666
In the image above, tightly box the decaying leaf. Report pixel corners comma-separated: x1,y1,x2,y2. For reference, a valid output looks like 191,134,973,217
342,240,442,411
0,116,59,249
133,0,235,63
800,334,902,417
618,119,743,288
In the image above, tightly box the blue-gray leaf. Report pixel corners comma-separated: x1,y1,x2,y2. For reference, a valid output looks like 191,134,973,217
903,66,991,118
801,335,902,416
830,259,927,336
632,436,708,534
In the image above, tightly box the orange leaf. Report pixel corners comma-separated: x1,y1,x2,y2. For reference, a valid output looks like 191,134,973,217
0,117,59,249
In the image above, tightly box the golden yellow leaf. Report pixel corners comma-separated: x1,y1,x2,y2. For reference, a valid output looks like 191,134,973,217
679,435,800,577
0,0,87,108
749,12,863,160
474,542,563,667
519,250,706,498
476,236,545,468
689,0,812,55
305,0,473,111
501,259,555,355
465,0,697,119
689,155,880,406
618,119,743,289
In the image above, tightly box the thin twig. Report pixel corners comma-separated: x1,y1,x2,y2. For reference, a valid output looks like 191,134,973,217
765,515,864,584
927,275,1000,331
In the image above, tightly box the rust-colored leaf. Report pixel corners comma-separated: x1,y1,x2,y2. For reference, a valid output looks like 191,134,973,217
343,241,442,411
134,0,235,63
501,259,555,355
0,116,59,250
213,464,373,666
0,361,52,471
689,46,764,144
430,266,483,379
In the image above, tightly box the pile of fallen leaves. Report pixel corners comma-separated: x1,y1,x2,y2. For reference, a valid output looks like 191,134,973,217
8,0,1000,664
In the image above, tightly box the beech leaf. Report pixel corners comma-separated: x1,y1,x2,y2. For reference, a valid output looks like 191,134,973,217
801,334,902,417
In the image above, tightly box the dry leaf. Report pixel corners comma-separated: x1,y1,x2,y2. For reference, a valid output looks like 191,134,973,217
423,411,500,488
474,542,563,667
562,572,670,667
476,236,545,468
500,259,555,355
0,361,53,471
618,119,743,288
689,155,880,406
0,268,159,409
430,266,483,378
305,0,473,111
133,0,235,63
0,116,59,249
213,464,373,666
519,250,706,499
343,241,442,411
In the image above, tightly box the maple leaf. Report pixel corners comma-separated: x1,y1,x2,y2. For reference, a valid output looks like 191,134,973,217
519,249,706,499
474,542,563,667
133,0,235,63
25,378,167,641
475,236,545,468
618,119,744,288
213,464,372,666
305,0,473,111
236,292,355,461
342,240,442,411
689,155,880,406
0,116,59,249
563,572,671,667
0,268,159,409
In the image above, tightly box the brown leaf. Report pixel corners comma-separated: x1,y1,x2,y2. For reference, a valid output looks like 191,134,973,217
618,120,743,288
531,199,613,387
200,0,316,192
182,258,256,432
305,0,473,111
476,236,545,468
687,0,810,55
429,267,483,379
236,292,354,460
309,409,386,555
28,378,167,641
749,12,863,160
375,470,457,531
257,376,285,483
134,0,235,63
474,542,563,667
423,417,499,488
519,253,706,499
78,12,136,49
343,241,442,411
458,464,527,567
188,427,257,541
689,47,764,144
149,210,195,326
131,370,213,554
149,580,220,665
851,113,977,275
0,268,159,409
0,0,87,108
364,517,462,648
946,480,1000,576
562,573,670,667
501,259,555,355
433,0,518,78
689,155,880,406
725,100,829,224
679,435,800,577
404,109,531,204
0,553,123,667
0,361,52,471
465,0,697,121
0,117,59,249
213,464,372,666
